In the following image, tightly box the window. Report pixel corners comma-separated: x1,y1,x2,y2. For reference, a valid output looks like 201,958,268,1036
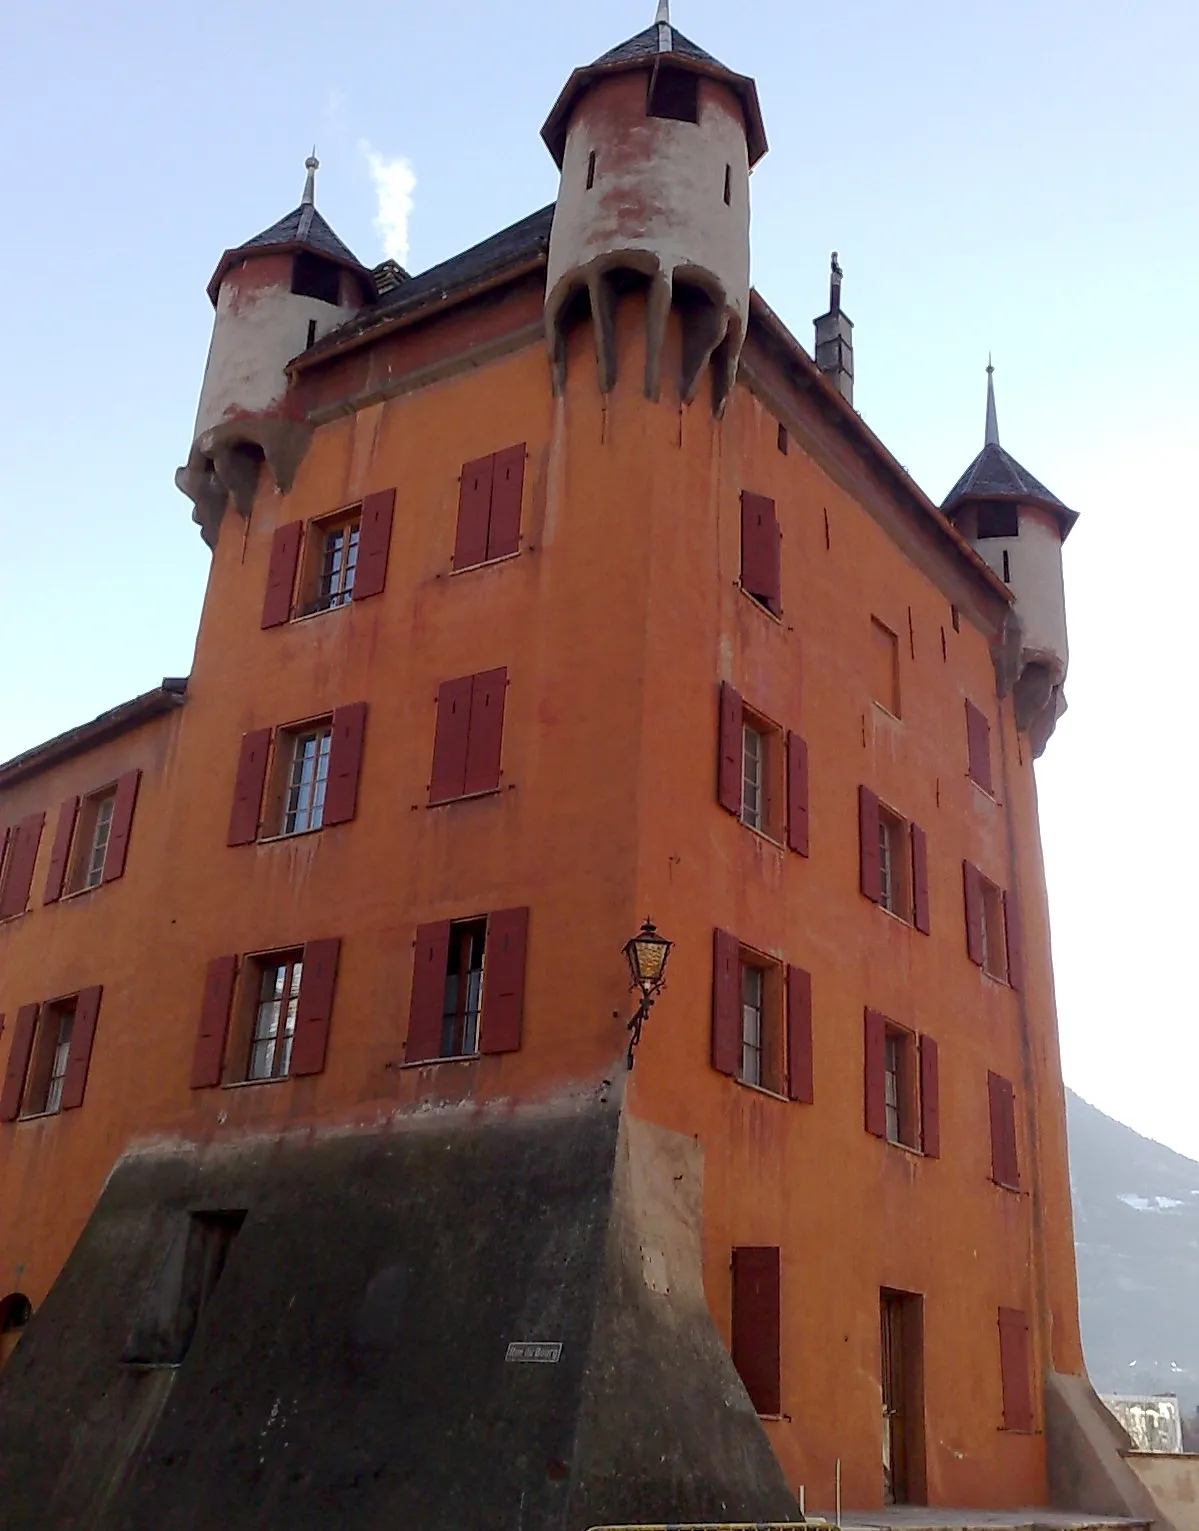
719,685,808,853
69,789,116,893
977,501,1020,540
731,1247,780,1416
870,617,901,716
738,956,784,1095
740,718,782,839
723,164,732,205
247,953,303,1081
647,64,699,122
988,1071,1020,1188
878,807,911,920
860,789,931,932
980,879,1007,980
740,491,781,616
997,1307,1033,1430
0,811,44,921
865,1010,939,1154
20,999,76,1117
314,519,360,610
281,725,332,835
291,250,341,305
586,151,596,190
883,1026,919,1149
963,862,1016,982
965,700,993,792
261,491,394,629
712,933,814,1102
453,446,526,569
438,919,487,1058
428,669,508,804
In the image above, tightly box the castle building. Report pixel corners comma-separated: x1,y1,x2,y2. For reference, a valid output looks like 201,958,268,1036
0,10,1158,1530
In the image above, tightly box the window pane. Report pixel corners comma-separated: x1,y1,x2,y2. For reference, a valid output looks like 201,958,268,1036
878,820,893,910
85,795,116,888
284,730,332,834
740,965,763,1086
742,726,763,830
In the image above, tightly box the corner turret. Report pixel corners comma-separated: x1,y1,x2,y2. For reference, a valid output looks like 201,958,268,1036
541,1,766,412
176,157,373,547
943,363,1077,755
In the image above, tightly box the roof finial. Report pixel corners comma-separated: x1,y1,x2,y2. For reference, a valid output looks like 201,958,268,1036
985,354,1000,446
302,150,319,207
654,0,672,51
830,251,843,314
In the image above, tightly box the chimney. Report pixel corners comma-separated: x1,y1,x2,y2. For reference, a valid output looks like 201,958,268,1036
813,252,854,406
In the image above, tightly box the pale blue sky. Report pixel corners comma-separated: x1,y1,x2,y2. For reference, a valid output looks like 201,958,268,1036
1,1,1196,1154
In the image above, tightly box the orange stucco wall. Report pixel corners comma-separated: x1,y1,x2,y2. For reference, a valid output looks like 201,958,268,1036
0,284,1082,1512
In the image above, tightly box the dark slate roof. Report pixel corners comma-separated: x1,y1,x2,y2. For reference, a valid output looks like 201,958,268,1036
943,442,1077,535
305,205,555,356
238,203,364,270
593,24,721,67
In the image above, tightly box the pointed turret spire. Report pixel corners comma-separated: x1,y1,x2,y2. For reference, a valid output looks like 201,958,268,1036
985,355,1000,446
654,0,672,52
302,152,319,207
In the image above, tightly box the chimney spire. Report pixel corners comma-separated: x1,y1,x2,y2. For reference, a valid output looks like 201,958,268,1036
813,251,854,406
985,355,1000,446
302,151,319,207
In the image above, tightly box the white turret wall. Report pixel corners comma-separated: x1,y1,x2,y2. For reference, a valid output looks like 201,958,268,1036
973,506,1069,684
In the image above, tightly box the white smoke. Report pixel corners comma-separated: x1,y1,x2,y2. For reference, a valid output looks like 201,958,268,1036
360,142,416,265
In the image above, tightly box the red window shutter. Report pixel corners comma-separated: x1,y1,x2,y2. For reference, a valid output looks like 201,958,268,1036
786,732,810,855
731,1246,781,1416
0,1003,39,1121
988,1071,1019,1187
0,825,9,879
963,861,985,965
453,454,495,570
864,1008,887,1137
406,921,452,1063
859,787,881,903
480,906,529,1054
0,812,45,921
711,929,741,1076
59,985,102,1111
352,488,396,601
102,769,142,883
717,683,743,816
487,444,525,560
1004,889,1024,991
966,700,993,791
43,797,80,904
786,964,813,1104
290,937,341,1076
998,1307,1033,1431
740,491,781,615
191,955,237,1089
261,521,303,628
323,702,368,826
463,667,507,797
227,728,272,846
919,1034,940,1158
911,822,930,934
429,677,474,804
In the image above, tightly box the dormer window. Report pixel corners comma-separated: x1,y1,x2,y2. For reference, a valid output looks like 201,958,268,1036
291,251,341,306
647,65,698,122
976,501,1019,539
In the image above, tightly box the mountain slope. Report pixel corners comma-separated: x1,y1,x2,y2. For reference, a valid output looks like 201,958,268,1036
1067,1088,1199,1409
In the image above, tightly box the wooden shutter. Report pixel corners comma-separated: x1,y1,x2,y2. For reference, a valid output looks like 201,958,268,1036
740,491,781,615
988,1071,1019,1187
731,1246,781,1416
227,728,272,846
711,929,741,1076
0,1004,39,1121
43,797,80,904
786,733,810,856
429,677,474,804
864,1008,887,1137
261,521,303,628
717,683,743,815
59,985,102,1110
919,1034,940,1158
963,861,985,965
290,937,341,1076
406,921,452,1062
1004,889,1024,991
102,769,142,882
453,454,494,570
487,444,525,560
463,667,507,797
966,700,993,791
191,955,237,1089
323,702,368,825
0,812,45,921
998,1307,1033,1431
786,964,813,1104
352,488,395,601
859,787,881,903
480,906,529,1054
911,822,930,934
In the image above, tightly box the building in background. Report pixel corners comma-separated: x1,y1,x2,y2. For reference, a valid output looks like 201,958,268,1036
0,7,1160,1529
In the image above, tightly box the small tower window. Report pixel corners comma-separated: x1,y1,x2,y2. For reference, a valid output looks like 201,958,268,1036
292,251,342,306
723,165,732,205
976,501,1020,539
647,65,699,123
586,151,596,190
1002,550,1012,583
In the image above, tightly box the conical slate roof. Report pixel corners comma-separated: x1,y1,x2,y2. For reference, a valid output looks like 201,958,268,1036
593,24,721,67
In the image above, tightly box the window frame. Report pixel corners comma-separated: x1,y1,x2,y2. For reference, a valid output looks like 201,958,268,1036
64,787,118,896
739,707,785,843
877,804,913,923
438,917,488,1060
235,949,305,1084
19,998,78,1119
883,1023,920,1151
258,717,335,841
295,507,363,619
736,950,786,1097
979,876,1009,982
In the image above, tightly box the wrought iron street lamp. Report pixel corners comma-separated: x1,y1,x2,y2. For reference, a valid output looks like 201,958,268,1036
622,918,673,1069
